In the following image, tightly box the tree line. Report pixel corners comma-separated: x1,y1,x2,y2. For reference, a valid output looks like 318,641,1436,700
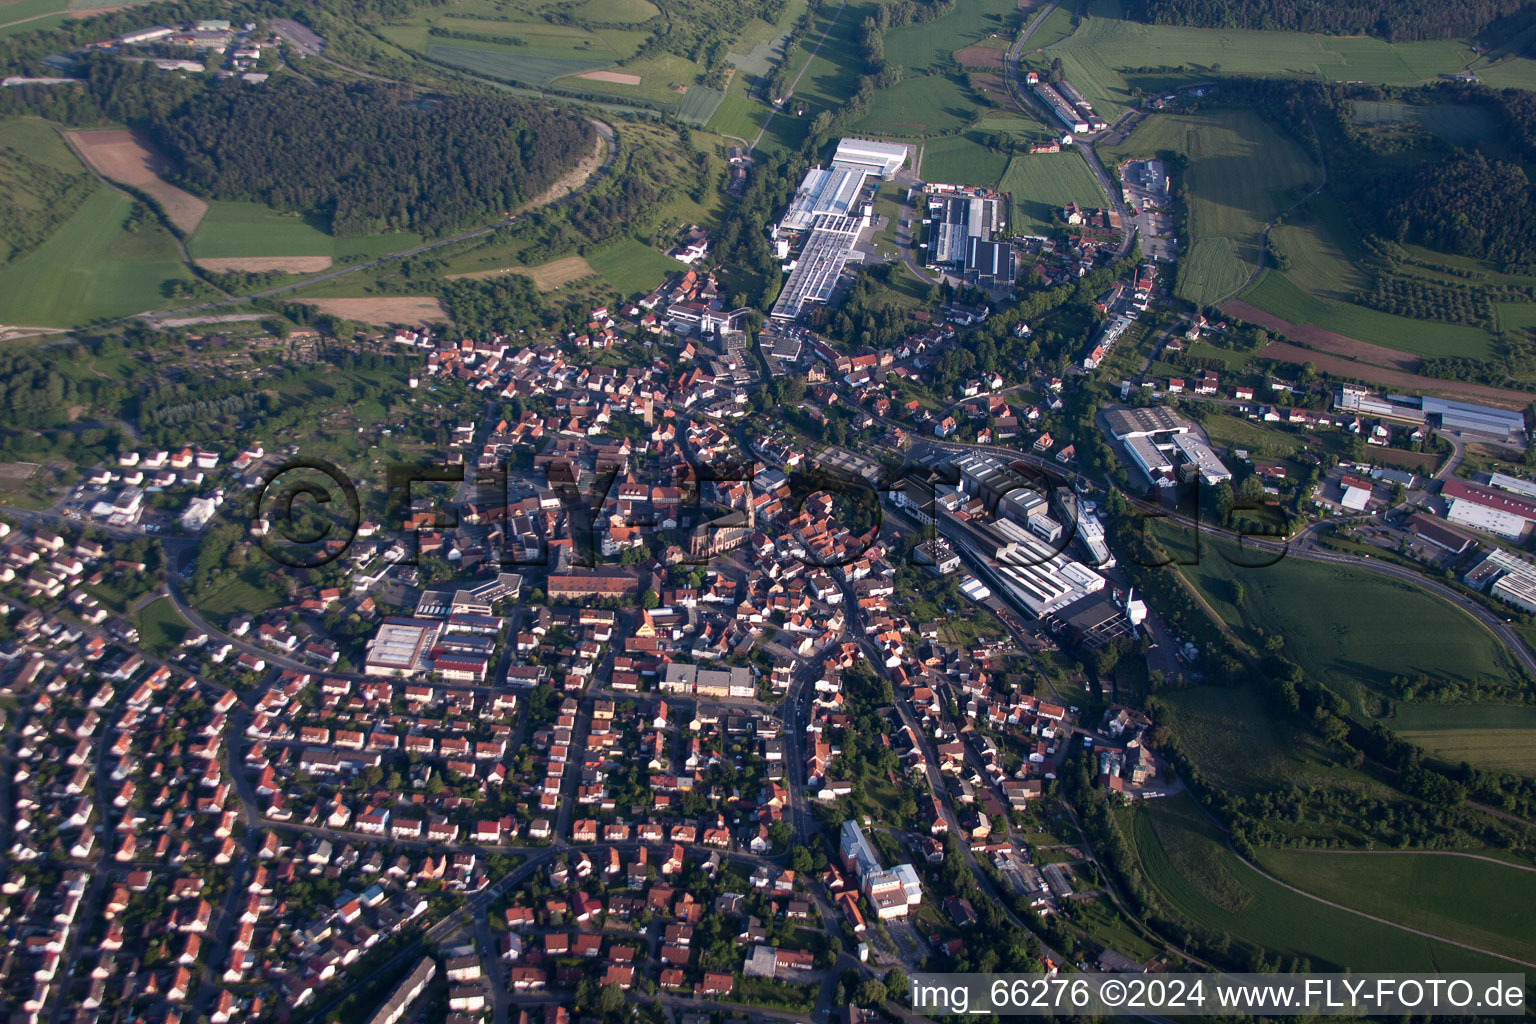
1126,0,1534,41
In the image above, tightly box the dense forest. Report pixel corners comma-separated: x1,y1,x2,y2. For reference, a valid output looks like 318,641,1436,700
1375,151,1536,265
1126,0,1534,40
150,77,594,236
0,61,595,237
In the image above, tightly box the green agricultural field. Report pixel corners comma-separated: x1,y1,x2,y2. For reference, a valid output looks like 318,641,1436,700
918,131,1011,187
782,0,872,118
882,0,1019,72
0,187,196,326
1131,795,1515,973
677,86,726,126
1254,849,1536,964
707,84,766,141
586,238,687,296
1240,269,1496,360
1181,238,1252,309
1101,109,1319,307
998,152,1106,235
425,43,615,87
1165,530,1521,712
1496,302,1536,332
1349,100,1499,146
853,74,974,136
0,0,67,35
1389,703,1536,776
188,202,423,261
1037,0,1474,122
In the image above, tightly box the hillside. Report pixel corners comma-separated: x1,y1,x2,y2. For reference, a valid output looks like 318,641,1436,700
148,78,595,237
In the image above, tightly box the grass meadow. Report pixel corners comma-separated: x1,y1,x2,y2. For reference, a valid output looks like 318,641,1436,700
1100,109,1319,306
853,74,975,136
999,152,1106,235
188,202,424,262
1349,100,1500,145
1253,849,1536,963
1389,703,1536,776
882,0,1019,72
0,187,195,325
918,131,1012,187
1037,0,1475,121
1171,530,1519,713
1131,795,1517,972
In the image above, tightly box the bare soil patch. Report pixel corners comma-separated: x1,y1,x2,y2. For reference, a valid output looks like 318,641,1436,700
450,255,597,290
1224,299,1420,372
67,128,208,234
196,256,334,274
955,43,1006,70
577,69,643,85
303,296,450,326
0,462,39,481
1258,341,1533,411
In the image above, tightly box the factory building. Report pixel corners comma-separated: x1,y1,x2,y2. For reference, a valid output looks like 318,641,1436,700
1442,477,1536,539
1336,384,1527,448
1464,547,1536,614
831,137,910,178
769,213,867,321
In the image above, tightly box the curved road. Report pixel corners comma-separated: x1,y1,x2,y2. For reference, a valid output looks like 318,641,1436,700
1126,496,1536,681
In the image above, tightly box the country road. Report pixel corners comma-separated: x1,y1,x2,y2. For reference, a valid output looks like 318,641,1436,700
1003,1,1136,259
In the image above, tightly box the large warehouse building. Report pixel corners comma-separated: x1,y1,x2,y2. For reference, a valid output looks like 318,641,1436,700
1442,477,1536,539
1464,547,1536,613
831,137,910,178
770,212,867,321
1104,406,1229,487
771,138,906,321
1336,384,1528,448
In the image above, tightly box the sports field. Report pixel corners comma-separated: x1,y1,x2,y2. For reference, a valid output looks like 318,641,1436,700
853,74,973,136
998,152,1106,235
1038,0,1474,122
882,0,1019,73
188,202,423,263
1133,796,1516,972
1389,703,1536,776
1100,109,1318,306
1254,849,1536,964
0,187,195,325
